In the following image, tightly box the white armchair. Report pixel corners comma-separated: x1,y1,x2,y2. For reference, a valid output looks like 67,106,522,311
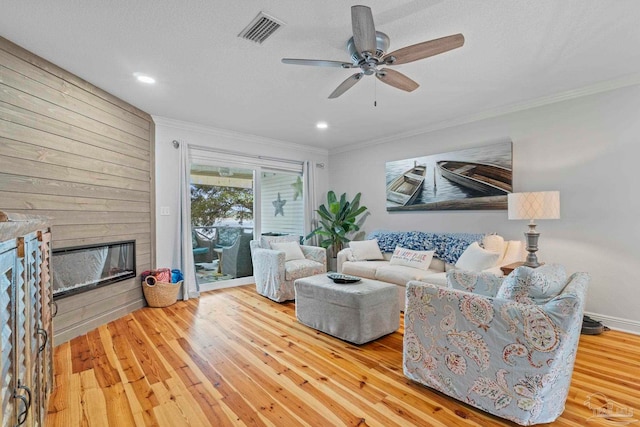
250,236,326,302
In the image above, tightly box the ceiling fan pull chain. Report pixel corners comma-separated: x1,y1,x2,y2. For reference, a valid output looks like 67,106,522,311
374,77,377,107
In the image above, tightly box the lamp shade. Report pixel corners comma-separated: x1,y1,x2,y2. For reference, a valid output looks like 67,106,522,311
508,191,560,220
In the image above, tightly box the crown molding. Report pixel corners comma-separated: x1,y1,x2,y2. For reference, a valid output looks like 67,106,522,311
331,72,640,155
152,116,329,156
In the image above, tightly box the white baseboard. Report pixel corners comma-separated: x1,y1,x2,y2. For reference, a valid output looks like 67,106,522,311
199,276,254,293
584,311,640,335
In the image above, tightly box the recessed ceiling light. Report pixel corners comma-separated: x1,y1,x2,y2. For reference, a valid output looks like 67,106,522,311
134,73,156,84
316,121,328,129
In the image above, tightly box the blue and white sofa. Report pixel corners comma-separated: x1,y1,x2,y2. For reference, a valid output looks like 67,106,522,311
404,265,589,425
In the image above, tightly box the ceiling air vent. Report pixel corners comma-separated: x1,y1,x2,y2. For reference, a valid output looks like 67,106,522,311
238,12,285,44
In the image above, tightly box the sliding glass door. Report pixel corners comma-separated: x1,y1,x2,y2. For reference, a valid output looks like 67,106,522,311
190,165,255,286
186,148,308,290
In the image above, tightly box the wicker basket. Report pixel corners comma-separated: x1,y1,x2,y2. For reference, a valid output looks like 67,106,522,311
143,276,182,308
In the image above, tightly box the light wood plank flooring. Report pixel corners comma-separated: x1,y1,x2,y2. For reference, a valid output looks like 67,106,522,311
47,285,640,426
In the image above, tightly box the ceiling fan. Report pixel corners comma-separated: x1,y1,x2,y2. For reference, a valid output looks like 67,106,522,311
282,5,464,99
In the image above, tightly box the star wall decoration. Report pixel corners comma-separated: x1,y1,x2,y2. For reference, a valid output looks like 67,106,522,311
273,192,286,216
291,176,303,201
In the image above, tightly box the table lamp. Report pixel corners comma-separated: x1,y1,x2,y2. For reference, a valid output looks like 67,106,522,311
508,191,560,267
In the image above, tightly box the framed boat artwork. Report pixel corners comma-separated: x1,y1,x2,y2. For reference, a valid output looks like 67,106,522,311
385,140,512,211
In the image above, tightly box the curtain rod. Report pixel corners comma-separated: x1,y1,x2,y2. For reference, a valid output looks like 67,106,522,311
175,141,304,166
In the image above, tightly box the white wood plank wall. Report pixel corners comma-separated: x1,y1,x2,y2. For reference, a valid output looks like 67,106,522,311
0,37,156,343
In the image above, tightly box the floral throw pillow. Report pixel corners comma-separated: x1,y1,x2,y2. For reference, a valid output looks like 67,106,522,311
528,264,568,301
447,270,503,297
495,267,533,303
496,264,567,304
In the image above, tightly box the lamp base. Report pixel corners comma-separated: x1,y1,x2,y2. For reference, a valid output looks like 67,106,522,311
524,257,541,268
524,223,541,268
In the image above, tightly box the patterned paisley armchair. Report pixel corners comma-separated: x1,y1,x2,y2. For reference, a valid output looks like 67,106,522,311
403,265,589,425
250,235,326,302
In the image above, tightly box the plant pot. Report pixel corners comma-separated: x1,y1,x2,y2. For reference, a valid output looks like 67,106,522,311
327,257,337,273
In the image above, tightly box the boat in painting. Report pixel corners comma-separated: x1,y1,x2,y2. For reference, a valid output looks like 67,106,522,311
386,163,427,205
436,161,512,194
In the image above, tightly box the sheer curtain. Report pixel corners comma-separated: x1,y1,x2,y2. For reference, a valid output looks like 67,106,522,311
303,160,319,246
177,141,198,300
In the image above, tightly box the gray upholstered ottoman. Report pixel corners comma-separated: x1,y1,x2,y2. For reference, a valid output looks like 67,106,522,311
294,274,400,344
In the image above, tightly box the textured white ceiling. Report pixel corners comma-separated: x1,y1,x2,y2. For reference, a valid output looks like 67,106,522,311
2,1,640,152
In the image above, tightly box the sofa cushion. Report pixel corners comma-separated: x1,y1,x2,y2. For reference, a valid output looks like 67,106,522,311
419,272,448,286
389,247,435,271
374,265,441,286
284,259,325,281
342,261,388,280
496,264,567,304
192,247,209,255
349,239,384,260
446,270,503,297
455,242,501,272
271,241,305,261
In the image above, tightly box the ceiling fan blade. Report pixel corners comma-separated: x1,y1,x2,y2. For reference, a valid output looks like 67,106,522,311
282,58,353,68
382,33,465,65
351,5,376,54
376,68,419,92
328,73,364,99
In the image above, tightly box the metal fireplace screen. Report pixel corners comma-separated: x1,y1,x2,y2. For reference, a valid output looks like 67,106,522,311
52,240,136,299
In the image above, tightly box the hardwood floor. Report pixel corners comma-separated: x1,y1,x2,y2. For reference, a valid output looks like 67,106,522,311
47,285,640,426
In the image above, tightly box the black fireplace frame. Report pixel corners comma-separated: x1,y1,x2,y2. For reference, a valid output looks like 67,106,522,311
52,239,136,299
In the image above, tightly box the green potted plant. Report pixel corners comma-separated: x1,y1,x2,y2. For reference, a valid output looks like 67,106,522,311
306,191,369,269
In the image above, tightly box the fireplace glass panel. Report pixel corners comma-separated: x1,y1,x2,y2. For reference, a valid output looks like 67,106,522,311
52,240,135,298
